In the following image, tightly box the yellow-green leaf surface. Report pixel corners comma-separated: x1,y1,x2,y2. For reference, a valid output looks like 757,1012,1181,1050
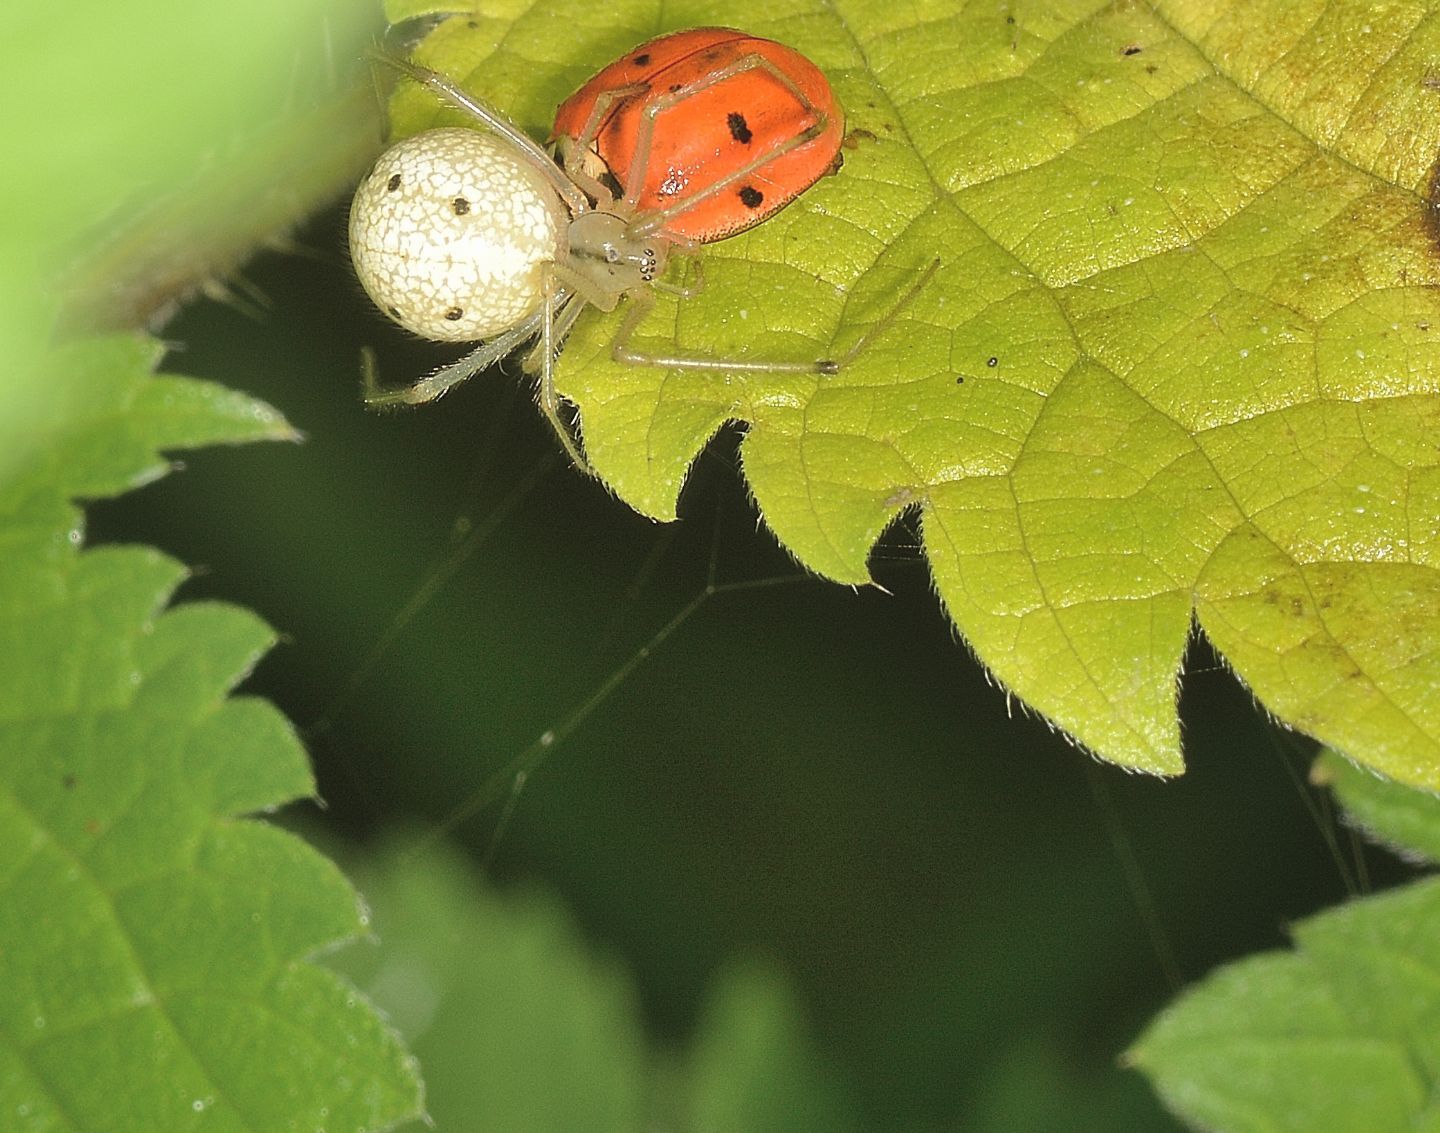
381,1,1440,780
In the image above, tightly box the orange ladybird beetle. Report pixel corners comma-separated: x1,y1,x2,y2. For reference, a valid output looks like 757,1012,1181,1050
353,29,929,471
551,27,845,243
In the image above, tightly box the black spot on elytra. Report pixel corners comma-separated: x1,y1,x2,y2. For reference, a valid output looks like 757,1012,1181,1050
738,185,764,209
452,197,471,215
387,173,403,191
445,307,464,321
633,52,651,66
727,111,753,144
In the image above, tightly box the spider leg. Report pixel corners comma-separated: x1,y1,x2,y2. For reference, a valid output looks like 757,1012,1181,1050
362,310,546,406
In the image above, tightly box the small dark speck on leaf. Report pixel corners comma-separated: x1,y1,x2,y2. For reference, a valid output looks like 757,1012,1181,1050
1122,43,1143,56
987,356,998,367
1422,148,1440,251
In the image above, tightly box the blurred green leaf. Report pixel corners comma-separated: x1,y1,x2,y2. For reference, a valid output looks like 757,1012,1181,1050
328,834,648,1131
1314,748,1440,865
0,0,378,469
969,1032,1179,1133
683,958,859,1133
374,1,1440,783
0,2,430,1127
0,336,422,1131
327,833,858,1132
1130,876,1440,1133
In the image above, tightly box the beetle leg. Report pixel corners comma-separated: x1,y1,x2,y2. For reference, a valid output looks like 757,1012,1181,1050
557,81,649,209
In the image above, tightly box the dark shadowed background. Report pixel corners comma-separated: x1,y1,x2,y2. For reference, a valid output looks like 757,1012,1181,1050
88,201,1410,1131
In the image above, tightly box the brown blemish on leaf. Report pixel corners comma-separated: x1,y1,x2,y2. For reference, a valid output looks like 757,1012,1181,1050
1423,148,1440,251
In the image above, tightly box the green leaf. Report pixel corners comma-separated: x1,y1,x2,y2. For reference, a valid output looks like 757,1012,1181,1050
970,1033,1178,1133
375,1,1440,782
1,0,378,456
326,833,859,1131
326,834,648,1131
1314,748,1440,865
60,83,382,336
1129,876,1440,1133
0,338,422,1132
683,959,859,1133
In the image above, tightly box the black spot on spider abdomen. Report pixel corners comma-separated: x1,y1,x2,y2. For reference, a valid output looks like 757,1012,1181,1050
452,197,471,215
738,185,764,209
444,307,464,321
727,111,753,144
387,173,402,191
